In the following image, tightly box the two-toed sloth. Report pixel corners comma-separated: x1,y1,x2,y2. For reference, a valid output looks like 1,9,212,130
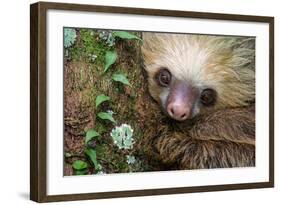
141,33,255,169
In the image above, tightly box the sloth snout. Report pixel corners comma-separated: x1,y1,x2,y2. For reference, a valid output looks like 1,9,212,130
165,80,197,121
167,101,190,121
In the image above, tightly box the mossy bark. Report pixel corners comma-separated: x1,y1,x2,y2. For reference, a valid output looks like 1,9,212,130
64,29,163,175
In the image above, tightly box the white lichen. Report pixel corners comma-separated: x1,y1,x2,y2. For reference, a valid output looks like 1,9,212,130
98,30,115,47
126,155,136,165
96,170,106,175
110,124,134,150
107,110,114,115
64,28,77,48
95,164,105,174
89,54,97,62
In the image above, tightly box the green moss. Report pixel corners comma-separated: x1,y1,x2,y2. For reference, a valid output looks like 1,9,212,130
68,29,108,65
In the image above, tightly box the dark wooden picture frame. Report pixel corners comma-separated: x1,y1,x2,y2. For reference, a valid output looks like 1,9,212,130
30,1,274,202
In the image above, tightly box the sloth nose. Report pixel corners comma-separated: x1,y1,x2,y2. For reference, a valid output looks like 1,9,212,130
167,102,190,121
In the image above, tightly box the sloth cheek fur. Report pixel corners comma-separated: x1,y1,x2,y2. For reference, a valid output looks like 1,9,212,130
140,32,256,169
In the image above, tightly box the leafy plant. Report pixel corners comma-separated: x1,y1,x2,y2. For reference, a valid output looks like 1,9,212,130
113,31,142,41
85,148,98,169
95,94,110,108
64,28,77,48
104,50,117,72
64,28,144,175
112,73,131,86
75,170,88,175
110,124,134,150
85,129,100,144
72,160,88,172
97,111,116,123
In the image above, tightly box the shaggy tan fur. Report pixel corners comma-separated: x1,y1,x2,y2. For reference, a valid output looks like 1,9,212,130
142,33,255,112
141,32,255,169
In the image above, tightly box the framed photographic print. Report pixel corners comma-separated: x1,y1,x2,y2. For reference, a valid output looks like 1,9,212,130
30,1,274,202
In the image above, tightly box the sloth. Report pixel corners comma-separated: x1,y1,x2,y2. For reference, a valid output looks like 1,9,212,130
140,32,255,170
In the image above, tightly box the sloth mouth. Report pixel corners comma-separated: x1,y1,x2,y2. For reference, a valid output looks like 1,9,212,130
165,110,194,122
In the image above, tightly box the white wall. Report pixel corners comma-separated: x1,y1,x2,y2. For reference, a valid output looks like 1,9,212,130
0,0,279,204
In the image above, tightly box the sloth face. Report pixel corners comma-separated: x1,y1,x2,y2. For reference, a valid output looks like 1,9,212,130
141,33,255,121
153,67,217,121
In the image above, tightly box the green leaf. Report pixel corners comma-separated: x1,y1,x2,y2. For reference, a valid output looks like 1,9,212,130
112,74,131,86
85,148,98,169
104,50,117,72
85,129,100,144
75,169,88,175
95,94,110,108
72,160,88,170
113,31,142,41
97,112,116,123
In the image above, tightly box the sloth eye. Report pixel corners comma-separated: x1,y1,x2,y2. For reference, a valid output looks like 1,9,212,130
156,68,171,87
200,88,217,106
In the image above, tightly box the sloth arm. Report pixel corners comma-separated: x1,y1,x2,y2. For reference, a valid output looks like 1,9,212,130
189,105,255,145
152,106,255,169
